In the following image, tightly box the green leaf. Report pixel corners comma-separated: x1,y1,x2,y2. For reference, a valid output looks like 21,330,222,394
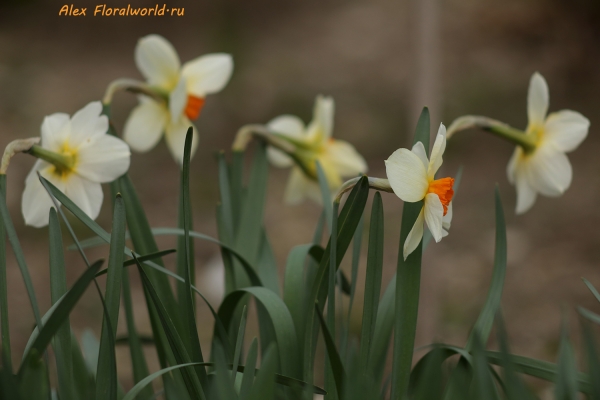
302,176,369,382
179,128,209,388
18,354,48,400
325,201,339,400
583,278,600,303
580,320,600,400
95,195,126,400
359,192,384,370
495,314,535,400
391,107,430,400
0,175,11,374
465,187,507,350
121,267,152,399
579,306,600,326
123,362,209,400
240,338,258,399
0,175,42,330
315,303,346,398
257,230,280,295
555,319,578,400
470,332,498,400
70,331,96,399
246,345,278,400
19,260,103,376
368,270,395,382
135,260,206,400
231,306,248,380
210,343,238,400
48,209,75,400
216,287,300,379
410,346,444,400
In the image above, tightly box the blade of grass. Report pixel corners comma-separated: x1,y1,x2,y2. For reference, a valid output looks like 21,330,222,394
95,195,126,400
246,345,278,400
17,355,48,400
70,331,95,399
579,307,600,326
121,266,153,399
48,209,75,400
344,209,364,354
302,176,369,382
391,107,430,400
465,186,507,350
316,303,346,397
582,278,600,303
358,192,384,371
580,320,600,400
216,287,299,379
325,201,339,400
555,318,578,399
136,259,206,400
19,260,103,376
316,161,333,233
231,306,248,380
257,230,280,296
180,128,209,388
240,338,258,399
470,332,498,400
0,175,11,374
0,176,42,330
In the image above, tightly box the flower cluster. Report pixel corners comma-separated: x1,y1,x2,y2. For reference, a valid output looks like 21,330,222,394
1,31,589,263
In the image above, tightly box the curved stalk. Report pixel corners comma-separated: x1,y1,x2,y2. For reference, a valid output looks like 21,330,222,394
0,138,40,175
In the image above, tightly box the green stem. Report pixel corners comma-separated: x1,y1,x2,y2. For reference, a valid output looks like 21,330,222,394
27,145,75,171
486,125,536,153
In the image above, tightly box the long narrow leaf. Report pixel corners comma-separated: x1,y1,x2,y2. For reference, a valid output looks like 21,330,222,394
95,195,126,400
316,303,346,397
391,107,430,400
0,175,11,374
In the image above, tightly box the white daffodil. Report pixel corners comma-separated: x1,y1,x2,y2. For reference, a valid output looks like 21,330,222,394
507,72,589,214
123,34,233,164
385,124,454,260
22,101,131,228
266,95,368,204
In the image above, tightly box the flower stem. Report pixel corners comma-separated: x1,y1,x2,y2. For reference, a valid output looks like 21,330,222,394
26,145,75,171
0,138,40,175
335,176,393,203
446,115,536,153
103,78,167,105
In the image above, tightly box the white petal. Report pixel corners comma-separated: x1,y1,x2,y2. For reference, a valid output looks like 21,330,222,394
428,123,446,179
310,95,334,142
64,175,103,221
514,170,537,214
442,202,453,231
265,115,306,168
123,99,169,152
527,144,572,197
385,148,428,202
527,72,549,128
41,113,70,152
411,142,429,169
165,119,198,165
135,34,181,90
506,147,523,185
182,53,233,97
76,135,131,183
22,162,65,228
424,193,444,242
266,115,305,139
543,110,590,152
169,77,188,122
267,148,294,168
403,208,425,260
284,167,310,204
69,102,108,147
326,140,368,177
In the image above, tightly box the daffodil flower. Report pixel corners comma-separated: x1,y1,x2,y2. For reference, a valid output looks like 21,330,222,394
507,72,590,214
385,124,454,260
123,34,233,164
21,101,131,227
266,95,368,204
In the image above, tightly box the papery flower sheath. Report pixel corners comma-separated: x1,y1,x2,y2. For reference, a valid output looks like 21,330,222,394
123,34,233,164
266,95,368,204
22,101,131,227
385,124,454,260
507,72,589,214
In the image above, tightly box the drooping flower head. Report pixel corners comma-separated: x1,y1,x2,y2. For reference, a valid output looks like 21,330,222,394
266,95,368,203
123,34,233,164
385,124,454,259
507,72,590,214
22,101,131,227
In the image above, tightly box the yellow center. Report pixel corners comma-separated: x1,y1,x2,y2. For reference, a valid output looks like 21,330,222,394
50,142,78,180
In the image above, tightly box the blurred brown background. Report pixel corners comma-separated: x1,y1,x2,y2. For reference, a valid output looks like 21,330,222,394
1,0,600,394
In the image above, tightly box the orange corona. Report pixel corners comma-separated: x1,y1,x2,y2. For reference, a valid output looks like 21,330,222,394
185,95,205,120
427,177,454,215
